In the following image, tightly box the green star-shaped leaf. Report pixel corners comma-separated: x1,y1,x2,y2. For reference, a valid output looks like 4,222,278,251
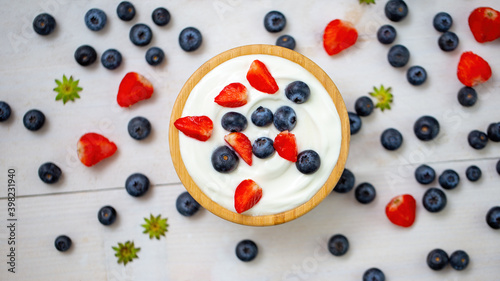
112,241,140,266
359,0,376,4
369,85,393,111
141,214,169,240
53,75,83,104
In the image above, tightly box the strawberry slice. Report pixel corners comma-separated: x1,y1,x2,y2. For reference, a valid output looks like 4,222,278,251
174,116,213,141
273,130,298,162
323,19,358,56
224,132,252,165
246,60,279,94
385,194,416,227
77,133,117,167
468,7,500,43
117,72,154,107
234,179,262,214
214,83,248,108
457,51,492,87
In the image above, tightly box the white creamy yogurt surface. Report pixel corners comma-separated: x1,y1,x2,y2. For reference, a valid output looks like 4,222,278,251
179,54,342,215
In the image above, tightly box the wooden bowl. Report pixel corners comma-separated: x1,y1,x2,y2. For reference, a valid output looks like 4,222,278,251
169,44,350,226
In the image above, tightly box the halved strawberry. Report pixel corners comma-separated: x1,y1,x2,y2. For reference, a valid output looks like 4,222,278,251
323,19,358,56
457,51,492,87
273,130,297,162
214,82,248,108
246,60,279,94
77,133,117,167
468,7,500,43
385,194,416,227
224,132,252,165
117,72,154,107
234,179,262,214
174,116,213,141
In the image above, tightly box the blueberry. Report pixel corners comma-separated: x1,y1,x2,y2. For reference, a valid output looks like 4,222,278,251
221,112,247,132
407,65,427,86
33,13,56,35
130,23,153,47
433,12,453,32
264,11,286,33
125,173,150,197
354,182,376,204
387,44,410,68
152,7,171,26
85,8,107,31
497,159,500,175
101,49,122,70
145,47,165,66
328,234,349,256
438,31,459,52
38,162,62,184
414,115,439,141
276,35,296,50
439,169,459,190
179,27,202,52
468,130,488,149
333,168,355,193
211,146,239,173
116,1,135,21
274,106,297,131
385,0,408,22
128,116,151,140
363,268,385,281
427,249,449,270
457,87,477,107
252,137,275,159
23,109,45,131
348,112,362,135
0,101,12,122
54,235,72,252
486,206,500,229
296,150,321,174
74,45,97,67
355,96,374,117
415,164,436,184
422,187,447,213
98,205,117,225
466,165,481,182
176,191,201,217
487,122,500,142
377,24,397,44
235,239,258,262
251,106,273,127
285,81,310,104
449,250,469,271
380,128,403,151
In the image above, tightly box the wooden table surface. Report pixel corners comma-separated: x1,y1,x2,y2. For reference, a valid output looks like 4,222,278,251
1,0,499,280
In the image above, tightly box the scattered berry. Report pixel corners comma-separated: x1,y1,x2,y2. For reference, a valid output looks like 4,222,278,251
176,191,201,216
101,49,122,70
54,235,72,252
450,250,469,271
129,23,153,46
174,116,213,141
355,182,376,204
128,116,151,140
380,128,403,151
125,173,150,197
251,106,273,127
414,115,440,141
285,81,310,104
433,12,453,32
211,146,239,173
38,162,62,184
179,27,202,52
0,101,12,122
468,130,488,149
23,109,45,131
116,1,135,21
422,187,447,213
77,133,117,167
152,7,171,26
407,65,427,86
354,96,374,117
348,112,362,135
384,0,408,22
112,241,140,265
427,249,449,270
263,11,286,33
457,51,492,87
33,13,56,35
145,47,165,66
468,7,500,43
457,87,477,107
274,106,297,132
236,239,258,262
414,164,436,184
486,206,500,229
84,8,107,31
333,168,355,193
487,122,500,142
74,45,97,66
117,72,154,107
385,194,416,227
225,132,253,166
363,268,385,281
438,31,459,52
273,130,298,162
497,159,500,175
439,169,460,190
328,234,349,256
214,83,248,108
387,44,410,67
246,60,279,94
369,85,393,111
234,179,262,213
323,19,358,56
276,35,296,50
466,165,482,182
296,150,321,174
221,112,248,132
377,24,397,44
141,214,168,239
53,75,83,104
252,137,275,159
98,205,117,225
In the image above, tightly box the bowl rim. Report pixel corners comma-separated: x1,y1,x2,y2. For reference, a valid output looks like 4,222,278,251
169,44,350,226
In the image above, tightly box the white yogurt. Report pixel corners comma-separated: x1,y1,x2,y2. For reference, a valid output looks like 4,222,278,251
179,54,342,215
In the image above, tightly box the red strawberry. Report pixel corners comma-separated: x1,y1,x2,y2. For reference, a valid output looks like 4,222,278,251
117,72,154,107
468,7,500,43
234,179,262,214
457,51,492,87
273,130,298,162
323,19,358,56
224,132,252,165
214,82,248,108
385,194,416,227
77,133,117,167
246,60,279,94
174,116,213,141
